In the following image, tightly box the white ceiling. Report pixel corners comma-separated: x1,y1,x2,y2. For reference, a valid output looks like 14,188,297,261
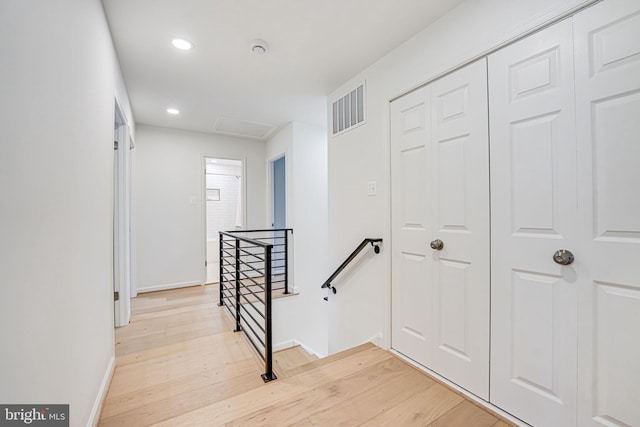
102,0,464,138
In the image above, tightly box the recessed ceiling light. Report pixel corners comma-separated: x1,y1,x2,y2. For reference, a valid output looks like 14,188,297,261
172,38,193,50
250,39,268,55
166,108,180,115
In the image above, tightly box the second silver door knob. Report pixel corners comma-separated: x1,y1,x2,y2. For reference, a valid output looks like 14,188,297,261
430,239,444,250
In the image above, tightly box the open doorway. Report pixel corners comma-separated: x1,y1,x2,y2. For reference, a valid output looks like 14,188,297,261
205,157,244,283
272,155,286,229
271,155,287,275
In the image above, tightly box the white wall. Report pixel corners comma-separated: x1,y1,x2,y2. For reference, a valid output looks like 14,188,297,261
0,0,134,425
206,175,241,239
206,165,242,240
135,125,266,293
267,123,329,357
326,0,595,354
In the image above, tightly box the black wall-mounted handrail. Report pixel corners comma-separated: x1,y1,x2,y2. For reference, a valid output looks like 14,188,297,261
321,238,382,298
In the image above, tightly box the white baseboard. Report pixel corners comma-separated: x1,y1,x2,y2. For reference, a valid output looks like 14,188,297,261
87,355,115,427
368,332,383,348
390,349,529,427
273,339,326,359
273,340,297,352
137,280,202,294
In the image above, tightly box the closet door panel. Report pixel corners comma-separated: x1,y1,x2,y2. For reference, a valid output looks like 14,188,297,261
574,1,640,425
391,87,434,368
430,59,490,400
489,19,579,427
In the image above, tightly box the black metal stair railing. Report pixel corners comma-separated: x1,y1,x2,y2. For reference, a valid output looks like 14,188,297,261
321,238,382,299
218,228,292,382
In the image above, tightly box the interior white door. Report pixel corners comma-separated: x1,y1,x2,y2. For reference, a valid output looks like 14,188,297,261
574,1,640,425
489,19,579,427
429,59,490,399
391,60,490,398
391,86,433,369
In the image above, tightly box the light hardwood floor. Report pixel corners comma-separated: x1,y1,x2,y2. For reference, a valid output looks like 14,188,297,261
99,284,513,426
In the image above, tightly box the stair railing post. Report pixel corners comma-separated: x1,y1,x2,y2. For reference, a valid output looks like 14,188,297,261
218,233,223,307
283,230,289,295
261,244,277,382
234,238,241,332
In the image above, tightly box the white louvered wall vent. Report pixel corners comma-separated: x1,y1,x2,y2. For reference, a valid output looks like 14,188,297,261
331,82,365,136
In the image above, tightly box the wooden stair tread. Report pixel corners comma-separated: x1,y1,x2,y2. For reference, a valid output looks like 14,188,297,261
151,344,394,426
272,345,318,378
283,342,375,378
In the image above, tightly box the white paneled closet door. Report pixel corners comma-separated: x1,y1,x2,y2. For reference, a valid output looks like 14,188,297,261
391,59,490,399
574,1,640,425
429,59,490,400
488,19,579,427
391,86,433,370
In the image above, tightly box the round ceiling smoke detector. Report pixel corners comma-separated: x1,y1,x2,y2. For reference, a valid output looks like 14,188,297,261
250,39,268,55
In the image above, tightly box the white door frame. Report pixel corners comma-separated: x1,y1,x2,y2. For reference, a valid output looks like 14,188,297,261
129,134,137,298
202,156,246,284
113,96,132,327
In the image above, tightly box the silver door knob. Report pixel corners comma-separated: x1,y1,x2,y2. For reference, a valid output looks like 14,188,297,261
553,249,574,265
430,239,444,250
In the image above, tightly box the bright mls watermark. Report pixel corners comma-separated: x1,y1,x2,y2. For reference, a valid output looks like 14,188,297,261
0,405,68,426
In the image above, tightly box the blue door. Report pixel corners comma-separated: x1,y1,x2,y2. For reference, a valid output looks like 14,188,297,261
273,156,286,229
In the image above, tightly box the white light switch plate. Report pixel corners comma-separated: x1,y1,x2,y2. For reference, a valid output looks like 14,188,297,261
367,181,377,196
